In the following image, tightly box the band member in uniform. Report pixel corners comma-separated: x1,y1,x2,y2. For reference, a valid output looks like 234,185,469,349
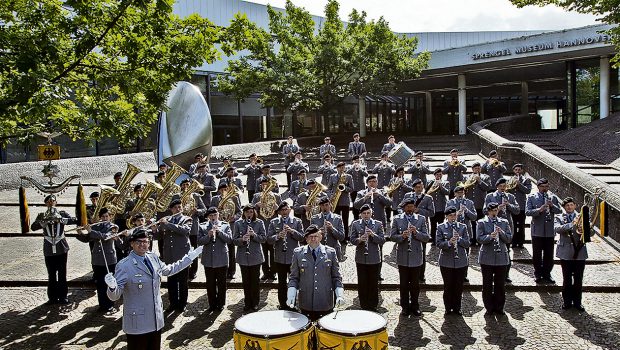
477,202,512,316
211,182,242,279
252,178,282,280
371,152,395,223
158,163,169,176
152,199,192,312
288,169,308,204
155,171,166,186
388,167,413,216
347,155,368,220
31,194,78,305
86,191,100,251
180,178,207,281
105,229,203,350
443,148,468,198
195,207,232,313
83,207,119,312
465,162,491,245
403,178,435,282
267,202,305,310
350,204,385,311
113,171,123,188
354,175,392,227
294,179,328,229
482,150,507,192
347,133,367,160
508,164,532,248
554,197,592,312
233,204,267,312
484,178,519,283
193,163,216,207
216,157,235,179
436,206,469,315
408,151,432,188
446,185,477,282
282,136,300,186
287,151,309,191
526,178,562,284
319,136,336,160
255,164,280,194
381,135,397,154
188,153,205,177
311,197,346,261
242,153,263,202
218,166,244,192
317,154,337,186
390,198,429,316
426,168,450,244
327,162,354,239
287,225,344,321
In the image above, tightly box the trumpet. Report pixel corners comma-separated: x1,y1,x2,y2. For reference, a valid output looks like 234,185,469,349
450,158,461,167
490,158,500,167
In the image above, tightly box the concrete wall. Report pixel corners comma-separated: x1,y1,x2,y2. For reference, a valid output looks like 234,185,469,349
469,114,620,241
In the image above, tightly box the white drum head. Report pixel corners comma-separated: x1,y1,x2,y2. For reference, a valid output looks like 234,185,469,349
235,310,309,337
318,310,386,334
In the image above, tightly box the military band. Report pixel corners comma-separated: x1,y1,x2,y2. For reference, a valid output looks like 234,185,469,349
347,133,367,160
294,179,328,229
252,178,282,280
242,153,263,202
482,150,507,190
282,136,301,186
465,162,491,245
347,155,369,221
317,154,337,186
327,162,354,240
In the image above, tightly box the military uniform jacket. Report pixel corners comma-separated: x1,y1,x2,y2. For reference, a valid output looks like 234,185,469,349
267,216,305,264
476,216,512,266
525,191,562,238
194,173,216,206
282,144,301,166
407,162,433,188
310,212,345,260
31,210,78,256
389,177,413,210
216,166,239,179
554,213,593,260
287,161,310,176
327,173,354,207
350,219,386,265
242,164,263,192
88,222,118,266
255,175,280,194
289,179,309,203
232,218,267,266
353,188,393,224
209,195,242,223
154,214,192,264
426,179,450,213
218,177,244,193
195,220,233,268
445,197,477,237
347,141,367,158
402,192,435,218
390,213,430,267
484,191,520,231
288,244,343,312
108,251,194,335
381,142,396,154
294,191,328,228
345,166,368,191
482,161,507,187
319,144,336,159
465,173,491,209
442,159,468,189
436,221,470,268
317,163,337,186
370,163,395,188
508,175,532,210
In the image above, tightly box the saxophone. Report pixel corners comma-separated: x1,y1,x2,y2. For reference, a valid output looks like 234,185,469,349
305,183,327,221
155,161,185,212
107,163,142,220
126,179,162,228
181,178,205,215
330,173,347,208
259,177,278,218
218,183,240,222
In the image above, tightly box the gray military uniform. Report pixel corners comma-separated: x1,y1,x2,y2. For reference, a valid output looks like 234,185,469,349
88,222,118,266
465,173,491,209
327,173,354,207
317,164,337,186
389,177,413,211
525,191,562,238
310,212,346,261
347,142,367,158
508,175,532,210
426,179,450,212
370,163,395,188
446,197,477,237
294,190,328,228
288,244,343,312
287,161,310,178
289,179,309,203
346,166,368,192
255,175,280,194
554,213,592,260
154,215,192,263
242,164,263,193
442,159,468,190
267,216,305,264
436,221,470,268
390,213,430,267
482,161,507,186
282,144,300,167
476,216,512,266
350,219,386,264
484,191,520,232
402,192,435,218
319,144,336,159
353,188,393,225
232,218,266,266
209,194,242,223
218,177,244,192
195,220,233,268
408,162,433,188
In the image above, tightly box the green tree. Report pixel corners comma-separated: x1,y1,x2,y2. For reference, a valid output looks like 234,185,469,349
510,0,620,65
0,0,250,145
218,0,430,126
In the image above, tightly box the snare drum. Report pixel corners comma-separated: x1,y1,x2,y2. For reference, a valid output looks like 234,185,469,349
316,310,388,350
233,310,315,350
388,142,415,168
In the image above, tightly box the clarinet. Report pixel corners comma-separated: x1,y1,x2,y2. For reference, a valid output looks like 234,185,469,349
492,220,502,252
363,220,369,256
245,219,252,255
281,218,287,253
407,221,413,252
211,220,217,244
452,226,460,259
543,192,552,221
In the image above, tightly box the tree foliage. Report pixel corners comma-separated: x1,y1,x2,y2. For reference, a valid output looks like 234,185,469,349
218,0,430,117
0,0,250,145
510,0,620,65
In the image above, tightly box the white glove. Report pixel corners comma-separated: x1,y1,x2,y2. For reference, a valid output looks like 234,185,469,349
188,246,203,260
104,273,117,290
335,287,345,307
286,287,297,308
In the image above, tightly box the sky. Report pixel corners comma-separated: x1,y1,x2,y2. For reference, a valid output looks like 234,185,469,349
244,0,601,32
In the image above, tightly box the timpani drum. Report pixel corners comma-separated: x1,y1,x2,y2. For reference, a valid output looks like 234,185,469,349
233,310,315,350
388,142,415,168
316,310,389,350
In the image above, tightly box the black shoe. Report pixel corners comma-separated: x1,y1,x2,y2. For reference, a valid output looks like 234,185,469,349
252,306,259,311
484,310,494,317
227,274,235,280
561,303,572,310
378,275,384,281
189,274,197,281
340,256,348,262
58,298,70,305
243,305,252,312
44,299,57,305
544,277,556,284
495,309,506,316
505,277,512,284
463,277,469,283
411,309,422,317
574,305,586,312
444,310,452,316
400,309,410,316
271,275,277,280
216,305,225,312
176,305,186,312
535,277,544,284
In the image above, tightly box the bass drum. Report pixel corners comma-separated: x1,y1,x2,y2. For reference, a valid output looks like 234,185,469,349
233,310,315,350
316,310,388,350
387,142,415,169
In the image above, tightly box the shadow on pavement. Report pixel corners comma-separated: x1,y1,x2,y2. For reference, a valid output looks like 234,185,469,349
391,315,431,349
166,293,217,349
483,312,525,350
505,293,534,321
439,315,475,350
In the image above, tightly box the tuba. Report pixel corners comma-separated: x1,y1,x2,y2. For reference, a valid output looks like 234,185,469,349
155,161,185,212
180,178,205,215
93,185,121,220
330,174,347,208
305,183,327,221
127,179,162,228
218,183,240,222
108,163,142,220
259,177,278,219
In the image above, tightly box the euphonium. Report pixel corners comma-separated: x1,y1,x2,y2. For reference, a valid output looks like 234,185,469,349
108,163,142,220
93,185,121,220
385,177,403,197
306,183,327,221
330,174,347,208
259,177,278,218
127,179,163,228
155,161,185,212
181,178,205,215
218,183,240,222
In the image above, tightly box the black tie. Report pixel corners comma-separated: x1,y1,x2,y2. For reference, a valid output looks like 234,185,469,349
312,249,317,261
144,257,154,275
